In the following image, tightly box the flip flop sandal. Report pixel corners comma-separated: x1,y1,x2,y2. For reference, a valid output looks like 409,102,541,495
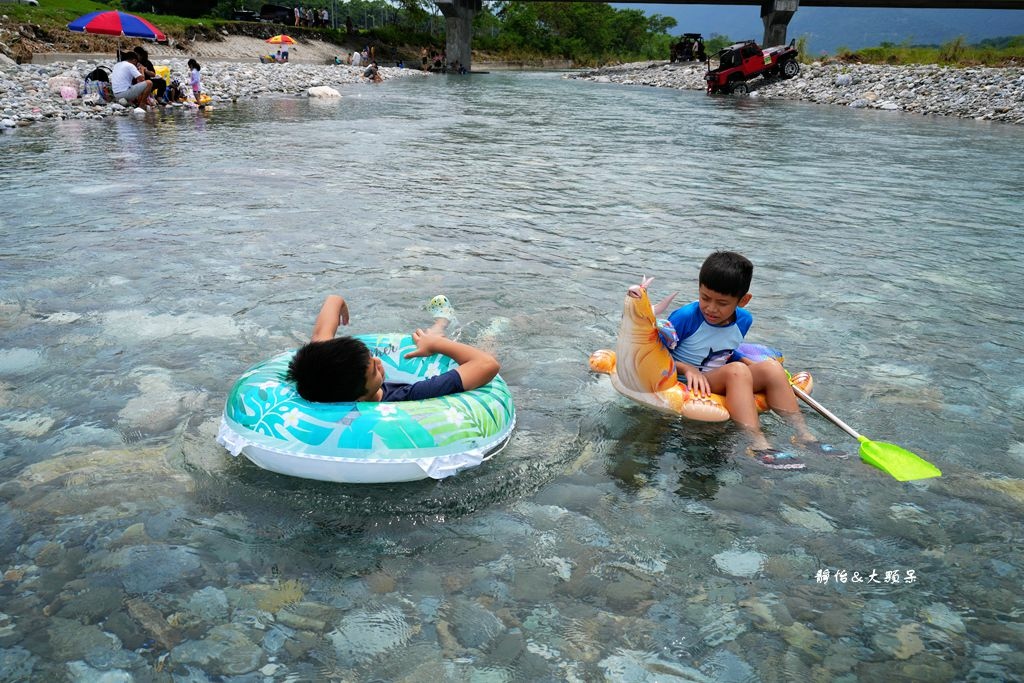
747,448,806,470
425,294,457,322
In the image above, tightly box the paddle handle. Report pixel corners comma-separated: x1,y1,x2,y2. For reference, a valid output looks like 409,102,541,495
792,385,863,442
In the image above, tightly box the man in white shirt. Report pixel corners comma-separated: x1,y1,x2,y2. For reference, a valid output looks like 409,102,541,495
109,53,152,108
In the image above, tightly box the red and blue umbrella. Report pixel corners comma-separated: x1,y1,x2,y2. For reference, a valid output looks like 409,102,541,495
67,11,167,42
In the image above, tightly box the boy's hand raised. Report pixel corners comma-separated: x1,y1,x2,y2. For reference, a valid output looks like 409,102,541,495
405,328,439,358
311,294,349,342
405,329,501,391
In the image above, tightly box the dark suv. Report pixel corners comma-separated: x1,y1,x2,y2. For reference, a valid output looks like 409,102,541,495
260,4,293,24
705,39,800,95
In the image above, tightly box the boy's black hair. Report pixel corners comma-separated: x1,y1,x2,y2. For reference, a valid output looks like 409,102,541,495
286,337,371,402
699,251,753,298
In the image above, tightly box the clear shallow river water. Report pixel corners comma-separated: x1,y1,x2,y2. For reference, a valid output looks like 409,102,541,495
1,71,1023,681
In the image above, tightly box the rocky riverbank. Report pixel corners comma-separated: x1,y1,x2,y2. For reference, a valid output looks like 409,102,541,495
0,57,427,128
569,61,1024,125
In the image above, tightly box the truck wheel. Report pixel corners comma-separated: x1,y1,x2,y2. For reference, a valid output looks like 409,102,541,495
781,60,800,78
730,82,749,95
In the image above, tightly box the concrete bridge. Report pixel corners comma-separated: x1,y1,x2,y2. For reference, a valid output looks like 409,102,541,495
436,0,1024,71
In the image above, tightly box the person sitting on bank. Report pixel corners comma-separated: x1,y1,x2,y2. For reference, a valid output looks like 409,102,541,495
363,61,382,83
133,46,165,104
286,294,500,403
109,52,153,109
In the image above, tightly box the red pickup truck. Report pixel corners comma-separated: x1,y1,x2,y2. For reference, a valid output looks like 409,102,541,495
705,40,800,95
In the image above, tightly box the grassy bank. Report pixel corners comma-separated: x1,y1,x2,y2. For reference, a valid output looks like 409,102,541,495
831,36,1024,67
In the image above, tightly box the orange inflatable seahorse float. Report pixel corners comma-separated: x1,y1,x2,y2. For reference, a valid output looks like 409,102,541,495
589,277,813,421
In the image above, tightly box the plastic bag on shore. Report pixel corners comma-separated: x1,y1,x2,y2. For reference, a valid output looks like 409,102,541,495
48,75,80,93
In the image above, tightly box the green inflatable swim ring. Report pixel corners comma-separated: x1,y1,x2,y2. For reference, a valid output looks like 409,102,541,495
217,334,516,483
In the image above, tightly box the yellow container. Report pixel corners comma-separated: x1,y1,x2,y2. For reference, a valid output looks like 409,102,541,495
154,65,171,82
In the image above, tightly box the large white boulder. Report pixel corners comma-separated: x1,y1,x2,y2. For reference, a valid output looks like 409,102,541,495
307,86,341,98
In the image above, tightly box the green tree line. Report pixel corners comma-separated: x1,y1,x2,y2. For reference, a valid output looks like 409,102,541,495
472,2,678,63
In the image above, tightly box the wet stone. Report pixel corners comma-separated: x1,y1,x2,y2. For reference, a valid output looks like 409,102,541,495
170,624,263,676
872,623,925,660
83,644,146,671
47,617,121,662
817,608,857,637
781,622,829,661
699,649,758,682
511,566,561,603
0,481,25,502
599,649,714,682
698,604,747,647
102,545,202,594
282,629,318,659
0,508,25,557
186,587,229,622
970,620,1024,646
65,662,133,682
328,604,416,665
0,646,38,683
920,602,966,635
143,508,188,541
712,549,766,578
897,653,957,682
600,570,656,611
111,522,151,547
261,624,292,654
275,610,326,633
487,627,525,666
102,612,148,651
531,482,607,513
57,586,126,624
446,599,504,651
125,598,180,649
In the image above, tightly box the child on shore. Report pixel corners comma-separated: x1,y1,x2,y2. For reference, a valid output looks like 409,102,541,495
188,59,203,106
286,294,499,403
667,251,842,470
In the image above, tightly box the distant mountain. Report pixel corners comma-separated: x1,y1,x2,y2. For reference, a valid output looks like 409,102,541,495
614,4,1024,53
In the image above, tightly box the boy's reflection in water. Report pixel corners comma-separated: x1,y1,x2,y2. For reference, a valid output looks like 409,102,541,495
595,407,730,500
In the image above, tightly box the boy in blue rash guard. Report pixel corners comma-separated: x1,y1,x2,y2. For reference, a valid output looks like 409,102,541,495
668,251,841,470
286,294,499,403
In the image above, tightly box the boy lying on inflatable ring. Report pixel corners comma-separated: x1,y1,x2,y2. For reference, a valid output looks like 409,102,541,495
286,294,500,403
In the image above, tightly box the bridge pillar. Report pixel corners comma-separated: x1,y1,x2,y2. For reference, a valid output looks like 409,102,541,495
436,0,481,72
761,0,799,47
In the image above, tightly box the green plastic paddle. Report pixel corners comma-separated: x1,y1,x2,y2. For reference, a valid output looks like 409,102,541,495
792,386,941,481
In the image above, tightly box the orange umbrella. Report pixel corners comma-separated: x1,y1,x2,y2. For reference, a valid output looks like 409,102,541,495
266,35,296,45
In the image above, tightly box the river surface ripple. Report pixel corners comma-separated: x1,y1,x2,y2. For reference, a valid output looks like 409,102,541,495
1,72,1023,681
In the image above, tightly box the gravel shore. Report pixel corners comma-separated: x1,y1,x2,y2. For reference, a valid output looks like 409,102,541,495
5,56,1023,128
0,57,428,128
568,61,1024,125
